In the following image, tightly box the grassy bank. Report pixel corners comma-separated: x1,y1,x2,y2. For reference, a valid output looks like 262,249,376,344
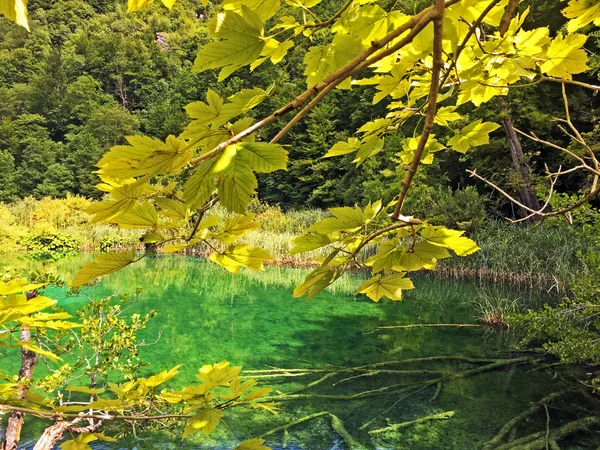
0,197,592,289
436,221,588,291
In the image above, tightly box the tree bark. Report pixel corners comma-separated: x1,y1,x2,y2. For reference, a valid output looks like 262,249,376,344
31,422,70,450
501,101,542,220
2,327,37,450
31,419,103,450
2,290,39,450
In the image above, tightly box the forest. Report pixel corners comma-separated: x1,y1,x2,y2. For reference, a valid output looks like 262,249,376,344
2,0,600,448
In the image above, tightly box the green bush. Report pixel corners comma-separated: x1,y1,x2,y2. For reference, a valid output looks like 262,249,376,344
403,185,487,230
510,221,600,385
20,231,81,258
99,234,133,253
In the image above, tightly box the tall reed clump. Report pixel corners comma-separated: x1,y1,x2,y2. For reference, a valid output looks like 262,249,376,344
436,221,588,290
468,286,547,329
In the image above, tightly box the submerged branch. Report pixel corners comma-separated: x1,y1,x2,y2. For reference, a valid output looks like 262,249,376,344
484,391,568,449
493,416,600,450
261,357,537,403
369,410,455,435
261,411,365,449
372,323,481,332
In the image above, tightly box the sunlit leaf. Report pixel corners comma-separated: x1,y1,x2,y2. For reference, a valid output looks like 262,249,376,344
223,0,280,22
197,361,241,389
183,408,223,437
398,241,450,271
144,366,181,388
19,340,61,362
211,213,259,244
290,232,331,254
323,138,361,158
217,154,257,213
184,159,218,211
447,120,500,153
193,7,265,81
209,245,272,273
115,202,160,229
239,142,288,173
0,0,28,30
563,0,600,32
420,225,480,256
66,386,106,395
356,273,414,302
540,33,589,80
233,438,271,450
293,266,339,299
0,279,44,296
71,250,136,287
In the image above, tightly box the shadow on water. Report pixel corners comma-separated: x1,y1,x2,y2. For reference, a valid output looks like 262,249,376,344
0,254,578,449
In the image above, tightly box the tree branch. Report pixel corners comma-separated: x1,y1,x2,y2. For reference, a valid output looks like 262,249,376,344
391,0,445,219
188,0,462,166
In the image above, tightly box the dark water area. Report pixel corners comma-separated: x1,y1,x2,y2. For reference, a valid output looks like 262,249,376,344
0,254,582,449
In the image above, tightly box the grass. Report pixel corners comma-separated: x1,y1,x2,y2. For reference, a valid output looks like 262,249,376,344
436,220,589,291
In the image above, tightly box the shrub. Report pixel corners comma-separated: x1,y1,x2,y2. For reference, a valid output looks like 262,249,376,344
403,185,487,230
32,195,91,228
20,231,81,258
0,204,24,253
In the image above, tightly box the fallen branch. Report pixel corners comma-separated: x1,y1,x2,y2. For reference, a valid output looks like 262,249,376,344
261,357,536,403
493,416,600,450
372,323,481,331
244,356,508,376
484,391,568,449
368,411,455,435
260,411,366,449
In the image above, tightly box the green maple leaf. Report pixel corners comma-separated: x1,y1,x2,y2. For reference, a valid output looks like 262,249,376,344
239,142,288,173
209,244,272,273
193,7,266,81
183,409,223,437
71,250,136,287
184,159,218,211
233,438,271,450
563,0,600,32
420,225,480,256
217,151,258,213
434,106,462,127
357,273,414,302
211,213,260,244
398,241,450,271
222,0,280,21
447,120,500,153
293,267,339,299
323,138,361,158
290,232,331,254
115,201,160,229
540,33,589,80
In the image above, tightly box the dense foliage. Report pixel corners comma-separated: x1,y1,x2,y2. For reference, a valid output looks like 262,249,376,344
0,0,597,214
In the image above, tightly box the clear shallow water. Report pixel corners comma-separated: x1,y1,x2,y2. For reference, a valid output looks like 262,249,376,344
0,254,568,449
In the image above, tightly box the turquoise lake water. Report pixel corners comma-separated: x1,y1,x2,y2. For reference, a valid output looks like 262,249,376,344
0,254,576,449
